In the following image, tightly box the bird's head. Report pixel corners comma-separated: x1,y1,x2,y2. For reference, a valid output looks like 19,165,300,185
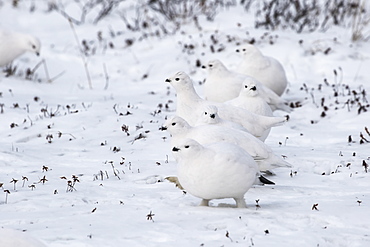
26,35,41,56
171,138,203,156
163,116,190,135
203,59,226,74
236,44,261,58
198,105,219,124
165,71,193,90
240,78,259,97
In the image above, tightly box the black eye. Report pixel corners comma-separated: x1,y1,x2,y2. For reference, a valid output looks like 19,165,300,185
209,64,213,67
236,49,239,52
172,122,176,126
184,145,189,148
32,45,36,49
204,112,207,115
175,78,180,81
243,49,246,51
244,85,248,88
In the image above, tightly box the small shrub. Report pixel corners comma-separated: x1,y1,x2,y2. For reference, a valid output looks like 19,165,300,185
248,0,369,41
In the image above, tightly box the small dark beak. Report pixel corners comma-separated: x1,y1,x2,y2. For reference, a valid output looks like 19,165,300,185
165,78,171,82
36,52,40,56
201,65,206,69
250,86,257,91
172,147,180,152
210,114,215,119
159,126,167,131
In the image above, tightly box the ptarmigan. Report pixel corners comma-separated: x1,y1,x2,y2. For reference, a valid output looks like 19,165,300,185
0,228,47,247
172,138,274,207
202,59,291,112
236,44,288,96
202,59,248,102
195,105,248,132
0,29,41,67
164,115,291,171
165,71,286,141
226,77,273,116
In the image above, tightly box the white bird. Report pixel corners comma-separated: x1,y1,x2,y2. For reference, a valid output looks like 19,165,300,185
236,44,288,96
0,228,47,247
226,78,273,116
172,138,274,208
195,105,248,132
164,115,292,171
165,71,286,141
202,59,291,112
202,59,247,102
0,29,41,67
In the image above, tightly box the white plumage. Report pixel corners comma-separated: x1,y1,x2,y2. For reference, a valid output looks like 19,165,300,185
226,77,274,116
165,71,286,141
0,228,47,247
164,115,291,171
202,59,291,112
0,29,41,67
202,59,248,102
172,138,260,208
236,44,288,96
195,105,248,132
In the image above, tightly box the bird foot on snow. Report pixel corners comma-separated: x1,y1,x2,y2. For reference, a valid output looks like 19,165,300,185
165,176,184,190
199,199,210,206
234,198,247,208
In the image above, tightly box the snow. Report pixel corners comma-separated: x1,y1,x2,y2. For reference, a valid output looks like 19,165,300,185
1,1,370,246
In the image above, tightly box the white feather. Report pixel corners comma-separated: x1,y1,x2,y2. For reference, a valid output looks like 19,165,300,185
236,44,288,96
165,115,292,171
165,71,286,141
0,29,41,67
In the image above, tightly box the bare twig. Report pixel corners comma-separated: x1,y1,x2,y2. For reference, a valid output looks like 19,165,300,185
41,59,51,82
103,63,109,90
68,18,93,89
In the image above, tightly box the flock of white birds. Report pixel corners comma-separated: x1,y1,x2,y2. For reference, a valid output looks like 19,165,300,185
162,44,294,208
0,28,292,246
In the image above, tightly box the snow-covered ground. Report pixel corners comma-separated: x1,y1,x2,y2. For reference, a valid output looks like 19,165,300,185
0,1,369,246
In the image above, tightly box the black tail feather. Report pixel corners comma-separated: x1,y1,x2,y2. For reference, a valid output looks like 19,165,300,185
259,175,275,185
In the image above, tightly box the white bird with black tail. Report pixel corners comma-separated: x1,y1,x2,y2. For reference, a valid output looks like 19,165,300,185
0,29,41,67
172,138,274,208
164,115,292,171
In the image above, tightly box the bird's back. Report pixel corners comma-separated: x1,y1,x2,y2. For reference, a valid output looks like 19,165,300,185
0,30,29,66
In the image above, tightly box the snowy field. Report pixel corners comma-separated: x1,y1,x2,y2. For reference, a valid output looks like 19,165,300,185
0,1,370,246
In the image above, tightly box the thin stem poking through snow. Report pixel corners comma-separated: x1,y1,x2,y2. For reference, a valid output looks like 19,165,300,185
103,63,109,90
68,18,93,89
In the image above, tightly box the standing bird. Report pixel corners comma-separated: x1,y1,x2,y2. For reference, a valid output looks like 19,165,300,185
165,71,286,141
226,78,274,117
236,44,288,96
164,115,292,171
172,138,274,208
0,29,41,67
